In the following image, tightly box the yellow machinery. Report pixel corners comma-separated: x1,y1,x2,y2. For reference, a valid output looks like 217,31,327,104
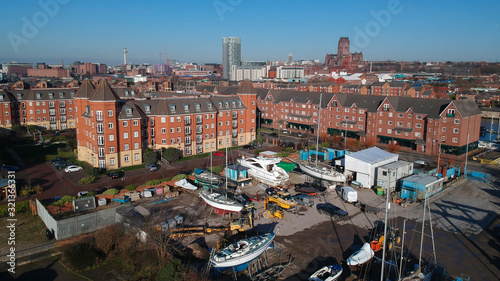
228,211,253,234
267,191,297,211
167,212,254,238
262,197,284,219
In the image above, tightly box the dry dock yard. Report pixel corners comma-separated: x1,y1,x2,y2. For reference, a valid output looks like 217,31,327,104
122,165,500,281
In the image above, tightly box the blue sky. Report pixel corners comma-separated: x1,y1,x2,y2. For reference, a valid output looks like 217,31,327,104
0,0,498,65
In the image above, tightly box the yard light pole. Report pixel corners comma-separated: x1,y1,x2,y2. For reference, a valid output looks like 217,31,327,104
381,168,392,281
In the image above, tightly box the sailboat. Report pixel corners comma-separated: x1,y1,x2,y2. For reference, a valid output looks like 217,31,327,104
309,264,343,281
298,93,345,183
199,138,243,213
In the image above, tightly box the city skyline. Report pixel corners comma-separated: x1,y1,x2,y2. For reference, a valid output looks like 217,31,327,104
1,0,499,65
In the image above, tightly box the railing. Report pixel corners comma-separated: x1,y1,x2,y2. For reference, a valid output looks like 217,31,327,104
185,120,191,125
196,138,203,144
446,113,455,117
232,114,238,120
196,118,203,124
185,130,191,135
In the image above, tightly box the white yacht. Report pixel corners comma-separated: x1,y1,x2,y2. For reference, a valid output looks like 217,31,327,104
237,157,289,187
199,189,243,213
211,232,275,268
298,163,346,183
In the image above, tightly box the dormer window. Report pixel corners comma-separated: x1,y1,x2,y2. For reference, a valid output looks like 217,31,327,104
184,104,189,111
145,105,151,113
17,93,22,100
36,93,42,99
59,92,64,98
70,92,75,97
207,102,212,110
225,102,229,108
48,93,54,99
124,90,129,96
195,103,201,111
131,91,135,96
0,95,3,101
126,108,132,115
238,101,242,107
169,105,176,113
231,101,236,108
218,102,222,108
383,104,390,112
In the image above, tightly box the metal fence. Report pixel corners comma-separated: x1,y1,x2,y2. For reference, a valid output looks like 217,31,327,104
36,199,117,240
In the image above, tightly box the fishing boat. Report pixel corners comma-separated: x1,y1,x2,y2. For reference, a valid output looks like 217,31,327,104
195,170,221,187
347,243,375,266
211,232,275,268
309,264,343,281
237,156,289,187
175,179,197,191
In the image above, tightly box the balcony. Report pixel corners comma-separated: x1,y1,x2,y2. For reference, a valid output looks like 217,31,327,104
196,138,203,144
185,130,191,135
196,118,202,124
49,119,56,124
232,132,238,138
185,140,191,145
232,123,238,129
185,120,191,125
197,148,203,154
446,113,455,117
196,129,203,134
232,114,238,120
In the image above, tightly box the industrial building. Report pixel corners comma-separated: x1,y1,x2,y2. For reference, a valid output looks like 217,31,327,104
344,147,399,188
376,160,414,193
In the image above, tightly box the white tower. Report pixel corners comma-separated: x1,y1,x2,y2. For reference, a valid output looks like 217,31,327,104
122,48,128,65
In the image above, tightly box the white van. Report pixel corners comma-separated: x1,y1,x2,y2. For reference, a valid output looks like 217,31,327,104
339,186,358,203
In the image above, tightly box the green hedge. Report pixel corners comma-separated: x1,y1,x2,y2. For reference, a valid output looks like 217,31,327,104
103,188,119,195
78,176,97,185
126,184,138,191
172,174,188,181
145,179,162,186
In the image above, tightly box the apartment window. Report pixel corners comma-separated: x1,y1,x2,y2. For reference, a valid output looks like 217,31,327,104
97,124,103,133
383,104,390,111
441,136,445,141
454,119,460,124
161,128,166,134
398,113,404,118
452,137,458,143
124,144,129,150
415,132,421,137
177,127,181,132
170,117,175,122
110,158,115,165
443,118,447,123
177,137,181,143
176,117,181,122
96,111,103,121
161,117,166,123
416,115,422,120
135,154,140,160
124,132,128,139
123,121,128,127
389,113,393,117
171,138,175,144
453,128,459,133
133,120,138,126
109,135,114,141
170,128,175,133
416,123,422,128
124,155,129,162
387,129,392,133
442,127,446,132
388,121,393,125
108,122,113,129
134,131,139,137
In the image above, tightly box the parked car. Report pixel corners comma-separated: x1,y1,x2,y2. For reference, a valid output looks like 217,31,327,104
297,133,303,138
213,151,225,156
243,144,256,149
414,160,427,166
50,157,65,164
1,165,19,172
316,203,348,220
107,171,123,179
77,191,89,197
65,165,83,173
54,161,68,169
180,170,192,176
145,164,158,171
234,194,254,208
293,194,314,207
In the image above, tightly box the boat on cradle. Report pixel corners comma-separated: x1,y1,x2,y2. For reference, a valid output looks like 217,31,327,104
175,179,197,191
195,170,221,187
298,163,346,183
199,189,243,213
211,232,276,268
237,157,289,187
294,185,318,196
347,242,375,266
308,264,343,281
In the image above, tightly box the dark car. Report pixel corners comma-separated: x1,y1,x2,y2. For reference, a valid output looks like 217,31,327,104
2,165,19,172
316,203,348,220
107,171,123,179
180,170,192,176
270,133,278,137
234,194,254,208
242,144,256,149
50,157,65,164
54,161,68,169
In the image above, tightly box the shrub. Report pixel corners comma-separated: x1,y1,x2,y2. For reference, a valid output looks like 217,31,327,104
162,147,181,163
20,186,35,196
161,177,171,183
52,195,76,206
103,188,119,195
172,174,188,181
254,148,264,155
0,201,29,217
155,258,185,281
145,179,161,186
64,241,102,271
126,184,138,191
78,176,97,185
210,165,224,175
276,152,291,158
143,149,158,165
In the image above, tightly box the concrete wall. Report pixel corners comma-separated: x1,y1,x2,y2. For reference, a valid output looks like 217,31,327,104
37,199,117,240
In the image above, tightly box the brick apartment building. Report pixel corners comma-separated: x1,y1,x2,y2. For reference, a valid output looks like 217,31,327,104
197,85,481,156
74,80,256,169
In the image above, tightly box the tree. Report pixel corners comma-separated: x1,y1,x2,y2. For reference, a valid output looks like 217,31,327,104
162,148,181,162
144,149,158,165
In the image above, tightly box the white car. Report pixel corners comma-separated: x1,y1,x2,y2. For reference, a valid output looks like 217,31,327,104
414,160,427,166
65,165,83,173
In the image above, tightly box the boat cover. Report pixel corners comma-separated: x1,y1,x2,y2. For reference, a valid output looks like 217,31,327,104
347,243,374,266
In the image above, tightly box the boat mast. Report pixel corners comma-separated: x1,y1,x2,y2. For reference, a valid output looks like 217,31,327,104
210,145,213,188
225,136,228,199
315,93,322,167
418,186,428,272
380,168,391,281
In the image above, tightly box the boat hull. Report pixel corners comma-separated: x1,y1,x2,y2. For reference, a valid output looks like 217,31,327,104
238,157,289,187
199,190,243,213
309,265,343,281
212,233,275,268
299,163,345,183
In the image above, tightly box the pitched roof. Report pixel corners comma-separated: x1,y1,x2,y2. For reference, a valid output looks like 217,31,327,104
451,99,482,118
91,80,121,101
75,79,95,98
237,80,257,94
